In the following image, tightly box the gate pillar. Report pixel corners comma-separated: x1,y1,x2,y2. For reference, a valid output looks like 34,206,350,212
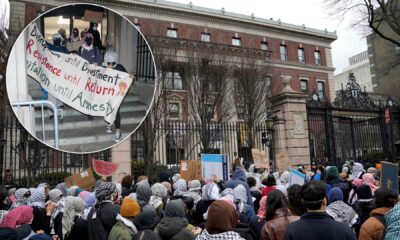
111,138,132,182
270,76,311,172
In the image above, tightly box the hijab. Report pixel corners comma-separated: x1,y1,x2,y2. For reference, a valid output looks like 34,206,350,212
206,200,239,234
29,187,46,208
362,173,378,195
136,182,151,208
173,179,188,197
62,196,85,239
257,196,268,218
202,182,220,201
350,163,364,180
233,184,247,213
78,191,96,209
10,188,29,210
327,187,343,205
164,199,186,218
0,206,33,228
151,183,168,198
49,189,63,203
55,183,68,196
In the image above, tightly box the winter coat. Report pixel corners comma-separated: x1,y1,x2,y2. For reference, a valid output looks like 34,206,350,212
192,200,214,226
234,222,257,240
88,202,120,240
196,229,245,240
359,207,390,240
260,208,299,240
261,186,276,197
0,227,17,240
31,206,51,235
65,216,89,240
384,203,400,240
353,200,376,236
108,214,138,240
157,216,195,240
250,189,262,213
225,169,254,207
283,212,357,240
248,215,265,240
79,47,101,65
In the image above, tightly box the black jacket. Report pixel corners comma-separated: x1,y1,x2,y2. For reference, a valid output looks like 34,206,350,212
65,216,89,240
157,217,195,240
87,202,120,240
31,206,51,234
284,212,357,240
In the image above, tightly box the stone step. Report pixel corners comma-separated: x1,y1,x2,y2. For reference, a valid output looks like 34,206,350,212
35,110,146,132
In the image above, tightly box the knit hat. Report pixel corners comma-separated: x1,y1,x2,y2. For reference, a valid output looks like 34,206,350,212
326,166,339,178
120,197,140,218
104,51,118,64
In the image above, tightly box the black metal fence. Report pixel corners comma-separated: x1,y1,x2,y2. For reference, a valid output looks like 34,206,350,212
307,73,399,167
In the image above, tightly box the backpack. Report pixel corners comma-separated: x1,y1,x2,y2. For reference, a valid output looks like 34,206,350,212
373,214,387,240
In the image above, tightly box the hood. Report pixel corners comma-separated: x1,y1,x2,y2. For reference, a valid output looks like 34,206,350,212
157,217,188,239
116,214,138,234
370,207,391,216
232,168,246,182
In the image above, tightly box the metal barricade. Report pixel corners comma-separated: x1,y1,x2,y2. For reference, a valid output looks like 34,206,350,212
11,100,60,148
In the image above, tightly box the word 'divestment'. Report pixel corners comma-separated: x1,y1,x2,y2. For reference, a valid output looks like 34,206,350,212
26,23,133,123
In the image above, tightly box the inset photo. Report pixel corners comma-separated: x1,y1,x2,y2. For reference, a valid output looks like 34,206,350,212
6,3,156,153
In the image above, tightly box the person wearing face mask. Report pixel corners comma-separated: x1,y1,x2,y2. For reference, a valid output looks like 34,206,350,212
67,28,82,53
47,33,69,119
103,51,134,142
0,186,12,223
69,28,80,42
79,32,101,66
88,22,103,51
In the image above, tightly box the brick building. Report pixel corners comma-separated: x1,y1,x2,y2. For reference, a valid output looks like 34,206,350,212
6,0,337,179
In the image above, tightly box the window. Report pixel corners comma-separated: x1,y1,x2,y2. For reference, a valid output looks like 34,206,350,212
317,81,325,99
165,72,183,89
232,37,242,47
237,106,245,120
298,48,305,63
300,79,308,93
206,104,214,118
314,51,321,65
201,33,210,42
280,45,287,62
167,28,177,38
261,41,268,50
204,82,216,92
168,103,180,118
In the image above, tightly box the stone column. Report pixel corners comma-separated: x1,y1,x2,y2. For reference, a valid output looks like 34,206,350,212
270,75,310,172
111,137,132,183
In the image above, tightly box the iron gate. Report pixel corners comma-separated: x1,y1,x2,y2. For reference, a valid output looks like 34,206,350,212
307,73,398,167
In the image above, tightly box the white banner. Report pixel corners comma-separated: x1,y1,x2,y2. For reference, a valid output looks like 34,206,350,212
25,23,133,123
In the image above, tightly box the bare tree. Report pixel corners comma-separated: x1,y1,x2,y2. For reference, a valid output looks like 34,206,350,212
233,56,272,150
325,0,400,46
183,48,233,155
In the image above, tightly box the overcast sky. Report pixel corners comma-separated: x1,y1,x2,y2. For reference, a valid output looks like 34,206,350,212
169,0,368,74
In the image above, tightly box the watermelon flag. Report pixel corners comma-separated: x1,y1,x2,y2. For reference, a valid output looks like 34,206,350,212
92,159,119,177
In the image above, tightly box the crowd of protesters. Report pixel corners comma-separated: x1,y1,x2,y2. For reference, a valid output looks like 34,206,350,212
0,159,399,240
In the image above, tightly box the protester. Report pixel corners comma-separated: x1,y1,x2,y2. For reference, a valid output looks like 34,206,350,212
353,184,376,236
262,174,277,197
149,183,168,217
88,182,119,240
283,181,357,240
233,184,255,221
69,28,80,42
192,182,220,225
325,187,358,227
108,197,140,240
349,162,365,180
249,196,267,240
186,180,202,211
79,32,101,66
260,190,299,240
0,186,10,222
384,202,400,240
325,166,349,200
30,187,52,234
88,22,103,51
10,188,30,210
247,176,262,212
121,175,134,198
196,200,244,240
157,199,195,240
276,171,290,196
103,51,133,142
361,173,378,196
78,191,96,220
60,196,88,240
173,179,188,197
225,168,254,207
348,178,363,205
359,188,398,240
286,184,307,217
136,181,152,209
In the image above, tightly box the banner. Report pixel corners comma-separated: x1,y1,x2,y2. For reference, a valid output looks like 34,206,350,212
65,168,96,190
381,161,399,194
180,160,202,181
252,148,268,168
25,23,133,123
201,154,229,181
92,159,120,177
289,168,305,186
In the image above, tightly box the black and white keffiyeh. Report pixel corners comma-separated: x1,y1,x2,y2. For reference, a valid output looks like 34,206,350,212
196,230,245,240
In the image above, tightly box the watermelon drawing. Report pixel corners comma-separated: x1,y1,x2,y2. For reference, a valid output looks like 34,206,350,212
92,159,119,177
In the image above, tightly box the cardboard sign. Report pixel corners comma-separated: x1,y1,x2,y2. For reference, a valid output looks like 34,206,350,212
381,161,399,194
65,168,96,190
201,154,229,181
276,151,290,171
180,160,202,181
252,148,268,168
66,40,83,52
289,168,305,186
26,23,133,123
84,10,103,23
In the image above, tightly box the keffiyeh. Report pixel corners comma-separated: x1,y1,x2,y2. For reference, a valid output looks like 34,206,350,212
151,183,168,198
10,188,29,210
29,187,46,208
49,189,63,203
95,182,116,201
202,183,220,201
173,179,188,197
62,196,85,239
233,184,247,213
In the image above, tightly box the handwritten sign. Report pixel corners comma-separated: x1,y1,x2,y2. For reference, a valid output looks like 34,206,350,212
180,160,202,181
26,23,133,123
252,148,268,168
65,168,96,190
92,159,120,177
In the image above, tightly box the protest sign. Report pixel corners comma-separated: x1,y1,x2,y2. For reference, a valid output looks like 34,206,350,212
92,159,120,177
25,23,133,123
381,161,399,194
289,168,305,186
201,154,229,181
252,148,268,168
65,168,96,190
180,160,202,181
276,151,290,171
